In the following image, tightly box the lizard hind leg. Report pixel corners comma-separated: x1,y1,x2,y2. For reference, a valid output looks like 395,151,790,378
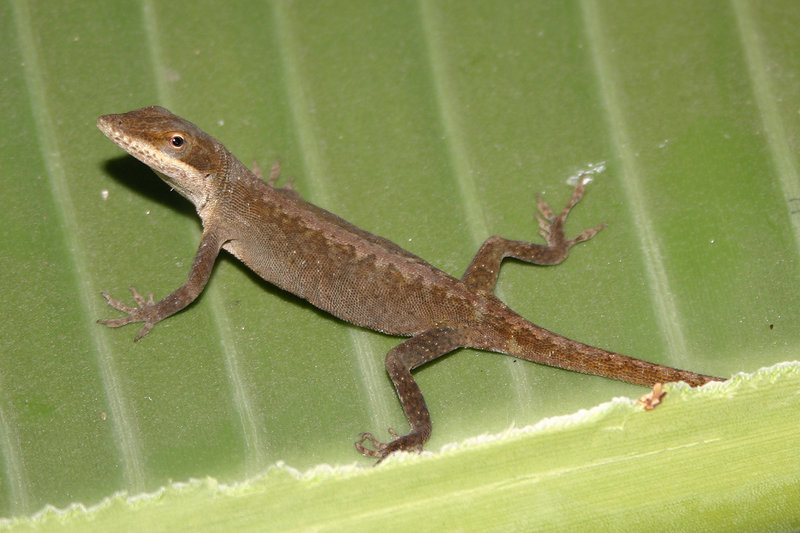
461,175,606,292
355,327,464,463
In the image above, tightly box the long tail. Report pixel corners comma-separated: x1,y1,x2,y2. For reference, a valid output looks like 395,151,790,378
473,310,722,387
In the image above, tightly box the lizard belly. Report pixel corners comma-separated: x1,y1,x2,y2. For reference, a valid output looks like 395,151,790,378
224,238,471,336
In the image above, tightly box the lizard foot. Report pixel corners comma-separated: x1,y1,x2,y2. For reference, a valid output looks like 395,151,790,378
253,158,295,190
98,286,158,340
536,174,606,251
355,429,425,464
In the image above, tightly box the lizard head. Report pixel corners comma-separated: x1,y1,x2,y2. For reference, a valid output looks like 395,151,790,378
98,106,229,210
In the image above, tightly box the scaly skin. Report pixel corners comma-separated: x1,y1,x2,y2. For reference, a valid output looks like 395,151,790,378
97,106,723,462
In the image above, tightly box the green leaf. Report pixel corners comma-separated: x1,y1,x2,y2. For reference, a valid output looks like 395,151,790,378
6,364,800,532
2,0,799,528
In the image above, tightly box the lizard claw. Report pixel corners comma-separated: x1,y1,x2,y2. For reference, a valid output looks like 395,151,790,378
267,158,281,187
252,158,282,185
536,174,606,250
254,157,297,193
355,428,399,457
355,428,425,464
98,286,157,340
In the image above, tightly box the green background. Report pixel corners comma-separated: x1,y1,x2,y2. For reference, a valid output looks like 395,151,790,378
2,1,799,528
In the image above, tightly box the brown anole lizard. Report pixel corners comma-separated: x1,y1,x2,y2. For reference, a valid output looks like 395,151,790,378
97,106,723,462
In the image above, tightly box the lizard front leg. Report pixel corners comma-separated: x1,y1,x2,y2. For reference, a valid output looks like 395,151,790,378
355,327,464,463
98,229,223,340
462,176,606,292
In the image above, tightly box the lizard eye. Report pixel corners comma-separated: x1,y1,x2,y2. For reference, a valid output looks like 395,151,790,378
169,135,185,148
